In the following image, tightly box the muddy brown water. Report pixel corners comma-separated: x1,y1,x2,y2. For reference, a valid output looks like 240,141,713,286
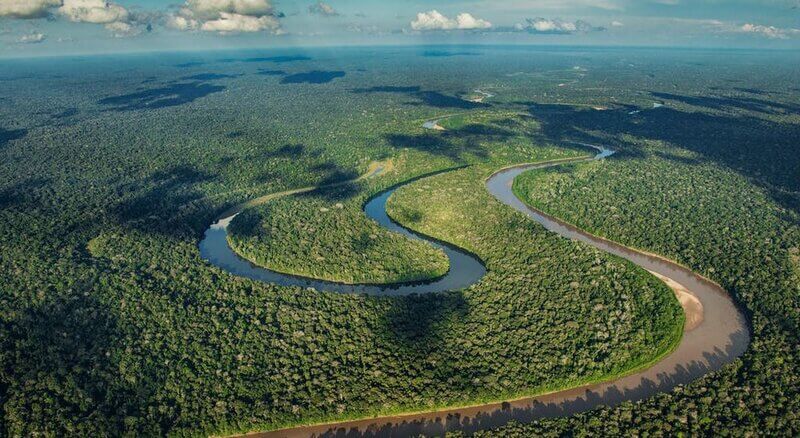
217,145,750,438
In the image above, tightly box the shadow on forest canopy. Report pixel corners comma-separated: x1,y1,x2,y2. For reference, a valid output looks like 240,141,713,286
384,119,516,163
651,91,800,115
732,87,770,95
181,73,240,81
52,108,79,120
272,144,306,157
258,69,287,76
242,55,312,63
174,61,205,68
379,292,469,348
3,290,147,436
520,94,800,212
421,50,482,58
98,82,225,111
280,71,346,84
112,165,217,237
0,127,27,148
353,86,489,110
0,177,49,210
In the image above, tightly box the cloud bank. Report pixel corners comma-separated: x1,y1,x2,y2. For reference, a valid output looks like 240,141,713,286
17,32,47,43
737,23,799,39
0,0,149,37
411,10,492,31
167,0,283,33
0,0,60,18
309,2,338,17
105,21,141,38
59,0,129,24
516,17,604,34
2,0,798,45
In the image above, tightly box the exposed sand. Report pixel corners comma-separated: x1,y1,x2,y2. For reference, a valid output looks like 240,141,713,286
216,146,745,438
465,89,494,103
648,270,704,331
423,120,446,130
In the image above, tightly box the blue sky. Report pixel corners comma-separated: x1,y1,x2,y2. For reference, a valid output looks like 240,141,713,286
1,0,799,57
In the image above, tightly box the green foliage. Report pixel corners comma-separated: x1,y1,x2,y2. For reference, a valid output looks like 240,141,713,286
388,164,684,389
2,47,799,437
225,111,562,285
504,140,800,435
0,89,684,436
515,144,800,334
227,179,450,285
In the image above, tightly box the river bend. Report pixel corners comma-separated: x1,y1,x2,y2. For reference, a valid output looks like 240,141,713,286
201,143,750,438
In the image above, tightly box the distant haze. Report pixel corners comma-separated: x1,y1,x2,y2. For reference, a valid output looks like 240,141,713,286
0,0,798,57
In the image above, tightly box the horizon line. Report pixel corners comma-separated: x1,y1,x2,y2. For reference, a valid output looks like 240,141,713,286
3,41,800,61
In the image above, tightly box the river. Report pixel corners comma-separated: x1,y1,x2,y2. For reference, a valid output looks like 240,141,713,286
201,143,749,438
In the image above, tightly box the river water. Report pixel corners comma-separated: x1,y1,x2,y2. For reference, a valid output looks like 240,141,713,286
199,179,485,296
204,144,749,438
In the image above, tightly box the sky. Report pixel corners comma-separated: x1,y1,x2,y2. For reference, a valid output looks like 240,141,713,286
1,0,799,57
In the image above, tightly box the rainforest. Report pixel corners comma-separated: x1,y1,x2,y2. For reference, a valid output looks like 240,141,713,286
1,44,798,437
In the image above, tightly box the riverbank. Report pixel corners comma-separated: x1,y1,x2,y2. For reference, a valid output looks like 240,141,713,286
213,144,746,437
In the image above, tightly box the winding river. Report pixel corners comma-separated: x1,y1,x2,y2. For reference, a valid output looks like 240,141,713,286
202,138,750,438
199,167,486,296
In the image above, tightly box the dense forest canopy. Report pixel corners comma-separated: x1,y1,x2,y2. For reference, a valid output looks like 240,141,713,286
1,46,799,435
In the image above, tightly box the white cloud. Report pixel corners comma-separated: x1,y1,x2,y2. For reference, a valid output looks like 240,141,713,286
652,17,799,40
17,32,46,43
185,0,273,20
531,18,576,33
166,14,200,31
59,0,129,24
200,12,279,32
517,17,602,34
738,23,799,39
411,10,491,31
168,0,282,33
105,21,141,37
454,13,492,30
669,17,724,26
346,23,383,34
0,0,147,37
309,1,338,17
411,10,452,30
685,19,800,40
0,0,60,19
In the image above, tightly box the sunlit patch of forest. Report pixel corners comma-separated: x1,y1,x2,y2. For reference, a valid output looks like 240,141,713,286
226,156,454,285
1,46,799,436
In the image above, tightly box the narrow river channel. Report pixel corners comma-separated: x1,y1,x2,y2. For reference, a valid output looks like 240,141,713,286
199,168,486,296
202,142,749,438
